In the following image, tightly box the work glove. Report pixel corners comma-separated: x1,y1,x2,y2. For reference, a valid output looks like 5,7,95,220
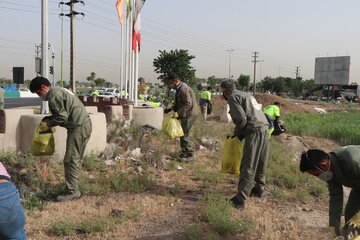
164,108,172,114
172,112,179,119
39,122,55,134
39,121,49,131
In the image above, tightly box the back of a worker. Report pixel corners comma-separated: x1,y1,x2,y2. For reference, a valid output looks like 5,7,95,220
263,102,280,136
199,87,212,121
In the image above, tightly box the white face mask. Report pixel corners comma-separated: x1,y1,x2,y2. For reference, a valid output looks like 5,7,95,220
317,171,334,182
306,152,333,182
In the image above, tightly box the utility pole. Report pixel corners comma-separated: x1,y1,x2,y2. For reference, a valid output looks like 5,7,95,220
48,43,55,85
252,51,260,94
59,0,84,93
226,49,234,79
41,0,49,114
295,66,301,79
35,45,41,76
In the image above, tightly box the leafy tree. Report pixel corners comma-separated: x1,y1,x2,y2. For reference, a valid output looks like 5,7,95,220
207,76,224,87
94,78,106,87
87,72,96,82
237,74,250,90
153,49,196,86
0,77,12,86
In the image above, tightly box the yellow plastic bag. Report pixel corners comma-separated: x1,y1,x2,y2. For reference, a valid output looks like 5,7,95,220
162,115,184,139
31,125,55,156
221,136,244,175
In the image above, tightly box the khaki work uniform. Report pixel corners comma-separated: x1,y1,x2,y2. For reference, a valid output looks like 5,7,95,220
173,82,199,156
327,146,360,231
227,90,269,202
44,86,92,194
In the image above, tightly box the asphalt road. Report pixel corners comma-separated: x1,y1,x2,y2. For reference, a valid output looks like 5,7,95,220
4,98,42,109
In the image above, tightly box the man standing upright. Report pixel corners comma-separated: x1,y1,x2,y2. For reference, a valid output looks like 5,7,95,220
220,79,269,209
199,85,212,122
30,77,92,202
166,72,199,162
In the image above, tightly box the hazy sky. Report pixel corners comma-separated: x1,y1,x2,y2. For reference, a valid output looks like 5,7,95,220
1,0,359,85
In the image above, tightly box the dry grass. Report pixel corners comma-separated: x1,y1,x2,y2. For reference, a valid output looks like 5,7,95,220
1,117,338,239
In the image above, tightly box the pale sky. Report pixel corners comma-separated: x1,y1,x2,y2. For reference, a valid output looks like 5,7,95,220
0,0,359,85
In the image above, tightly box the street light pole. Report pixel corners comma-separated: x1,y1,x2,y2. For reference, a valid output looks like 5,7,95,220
226,49,234,78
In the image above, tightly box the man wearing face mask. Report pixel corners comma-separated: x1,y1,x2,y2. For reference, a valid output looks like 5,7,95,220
220,79,269,209
30,76,92,202
300,147,360,236
164,72,199,162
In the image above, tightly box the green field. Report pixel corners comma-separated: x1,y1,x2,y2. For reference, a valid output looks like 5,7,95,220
283,112,360,145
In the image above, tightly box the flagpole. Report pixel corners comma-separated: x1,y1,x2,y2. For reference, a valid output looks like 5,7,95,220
124,9,129,99
129,1,134,102
120,19,124,97
134,40,139,107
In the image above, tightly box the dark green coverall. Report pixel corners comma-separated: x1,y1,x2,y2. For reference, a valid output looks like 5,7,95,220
43,87,92,194
227,90,269,202
327,145,360,232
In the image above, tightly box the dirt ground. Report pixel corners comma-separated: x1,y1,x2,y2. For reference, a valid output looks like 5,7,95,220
24,94,349,240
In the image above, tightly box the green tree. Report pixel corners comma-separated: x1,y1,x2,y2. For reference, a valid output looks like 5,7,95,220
237,74,250,90
87,72,96,82
94,78,106,87
153,49,196,86
207,76,224,87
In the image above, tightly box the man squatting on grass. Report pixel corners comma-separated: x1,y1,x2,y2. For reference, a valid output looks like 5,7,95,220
220,79,269,209
300,146,360,236
30,77,92,202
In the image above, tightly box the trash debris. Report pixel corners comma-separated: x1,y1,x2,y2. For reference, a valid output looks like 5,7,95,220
131,148,143,158
200,138,219,151
176,165,183,170
314,107,327,114
104,160,116,166
111,209,124,217
199,145,206,150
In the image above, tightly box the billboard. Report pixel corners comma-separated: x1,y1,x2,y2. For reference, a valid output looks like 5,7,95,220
314,56,350,85
13,67,24,84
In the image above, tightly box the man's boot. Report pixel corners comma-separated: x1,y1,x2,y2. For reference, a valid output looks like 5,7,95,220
56,191,81,202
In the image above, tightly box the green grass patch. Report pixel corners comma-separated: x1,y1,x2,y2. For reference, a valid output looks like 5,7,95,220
283,112,360,145
267,139,327,203
200,193,237,236
111,173,155,193
51,221,75,236
184,224,202,240
78,220,107,234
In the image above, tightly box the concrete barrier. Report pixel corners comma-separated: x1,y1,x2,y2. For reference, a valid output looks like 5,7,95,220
20,113,107,160
132,107,163,130
85,106,98,114
0,109,34,151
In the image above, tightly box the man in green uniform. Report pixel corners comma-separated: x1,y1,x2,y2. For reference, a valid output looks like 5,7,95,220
30,77,92,202
199,86,212,122
165,72,199,162
220,79,269,209
300,146,360,236
263,101,280,136
0,87,4,109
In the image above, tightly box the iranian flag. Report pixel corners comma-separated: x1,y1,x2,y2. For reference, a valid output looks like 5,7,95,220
132,0,145,51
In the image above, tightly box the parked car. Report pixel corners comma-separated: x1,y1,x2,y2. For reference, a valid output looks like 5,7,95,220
106,88,120,97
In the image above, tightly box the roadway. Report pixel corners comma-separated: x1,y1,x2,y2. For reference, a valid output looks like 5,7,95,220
4,98,42,109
